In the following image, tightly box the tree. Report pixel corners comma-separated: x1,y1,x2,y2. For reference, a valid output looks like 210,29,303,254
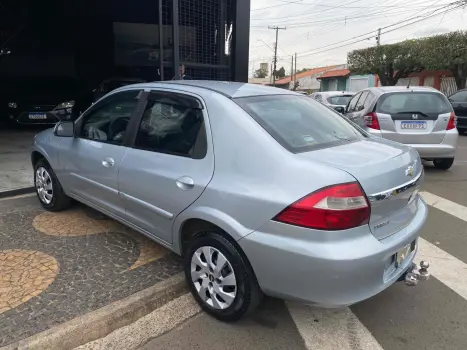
296,68,309,74
348,40,423,86
347,30,467,89
420,31,467,90
254,68,267,78
274,66,286,79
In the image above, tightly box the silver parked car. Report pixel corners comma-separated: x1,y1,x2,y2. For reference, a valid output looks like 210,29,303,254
344,86,458,170
310,91,355,113
32,81,429,322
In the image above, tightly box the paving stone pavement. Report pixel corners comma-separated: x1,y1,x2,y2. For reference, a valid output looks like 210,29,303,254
0,195,183,347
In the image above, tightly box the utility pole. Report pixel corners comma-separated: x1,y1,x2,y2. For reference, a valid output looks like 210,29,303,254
290,55,294,85
376,28,381,47
268,26,286,86
294,52,297,89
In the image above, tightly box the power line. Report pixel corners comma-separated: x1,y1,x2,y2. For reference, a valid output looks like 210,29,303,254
293,1,462,58
294,2,464,60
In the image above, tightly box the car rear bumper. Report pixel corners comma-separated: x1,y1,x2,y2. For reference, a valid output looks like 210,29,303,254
238,196,428,307
367,129,458,159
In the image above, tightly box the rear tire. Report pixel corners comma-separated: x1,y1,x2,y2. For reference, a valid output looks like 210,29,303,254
433,158,454,170
34,158,72,211
184,231,262,322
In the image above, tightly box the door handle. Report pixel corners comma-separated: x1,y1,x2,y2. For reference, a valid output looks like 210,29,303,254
176,176,194,190
102,157,115,168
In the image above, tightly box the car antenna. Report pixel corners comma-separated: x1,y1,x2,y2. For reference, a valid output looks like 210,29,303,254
406,77,411,89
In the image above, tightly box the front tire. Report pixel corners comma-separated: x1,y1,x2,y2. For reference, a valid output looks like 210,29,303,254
34,158,72,211
184,231,262,322
433,158,454,170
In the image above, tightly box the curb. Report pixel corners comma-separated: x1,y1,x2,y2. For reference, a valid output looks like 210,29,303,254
2,273,188,350
0,186,35,199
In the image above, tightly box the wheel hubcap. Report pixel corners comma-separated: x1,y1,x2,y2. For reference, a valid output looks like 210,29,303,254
35,167,53,204
191,246,237,310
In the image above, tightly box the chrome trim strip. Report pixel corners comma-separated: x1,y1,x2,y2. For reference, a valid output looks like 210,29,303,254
367,169,423,203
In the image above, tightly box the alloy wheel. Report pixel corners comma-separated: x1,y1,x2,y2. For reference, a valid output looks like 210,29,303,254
35,167,53,204
190,246,237,310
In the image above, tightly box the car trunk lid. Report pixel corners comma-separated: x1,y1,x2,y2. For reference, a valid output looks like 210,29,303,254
299,138,423,240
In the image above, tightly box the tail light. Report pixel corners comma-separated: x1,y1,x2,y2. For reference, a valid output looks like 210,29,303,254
447,112,457,130
363,112,380,130
274,183,370,231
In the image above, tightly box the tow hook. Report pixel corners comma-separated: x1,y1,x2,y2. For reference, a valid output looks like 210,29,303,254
402,261,430,286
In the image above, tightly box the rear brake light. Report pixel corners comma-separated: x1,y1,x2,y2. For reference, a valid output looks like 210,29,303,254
447,112,456,130
274,183,370,230
364,112,380,130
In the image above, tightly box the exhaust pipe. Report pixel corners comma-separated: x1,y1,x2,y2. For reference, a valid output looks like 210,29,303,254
398,261,430,286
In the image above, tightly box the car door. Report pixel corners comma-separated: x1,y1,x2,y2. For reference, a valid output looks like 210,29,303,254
118,90,214,244
449,89,467,130
58,89,143,217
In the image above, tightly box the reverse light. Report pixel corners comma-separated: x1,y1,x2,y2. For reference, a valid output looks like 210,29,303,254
363,112,380,130
446,112,456,130
274,182,370,230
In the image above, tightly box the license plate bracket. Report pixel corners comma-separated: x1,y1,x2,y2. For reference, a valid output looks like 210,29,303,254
401,121,427,129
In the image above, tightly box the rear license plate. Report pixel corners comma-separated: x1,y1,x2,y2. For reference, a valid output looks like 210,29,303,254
28,113,47,120
396,242,415,267
401,121,426,129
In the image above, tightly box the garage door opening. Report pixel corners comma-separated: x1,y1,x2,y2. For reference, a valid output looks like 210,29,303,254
0,0,250,193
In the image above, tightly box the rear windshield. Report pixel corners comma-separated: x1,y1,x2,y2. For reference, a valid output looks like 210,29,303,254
234,95,367,153
327,95,353,105
376,92,452,115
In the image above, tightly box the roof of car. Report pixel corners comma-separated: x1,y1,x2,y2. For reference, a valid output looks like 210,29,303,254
367,86,440,94
123,80,298,99
315,91,354,96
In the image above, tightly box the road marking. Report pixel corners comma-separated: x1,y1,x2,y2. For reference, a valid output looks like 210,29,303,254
286,303,383,350
418,238,467,301
420,191,467,223
0,193,35,201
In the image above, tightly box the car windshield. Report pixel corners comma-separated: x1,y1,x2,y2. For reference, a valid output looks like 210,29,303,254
376,92,452,115
234,94,367,153
327,95,353,105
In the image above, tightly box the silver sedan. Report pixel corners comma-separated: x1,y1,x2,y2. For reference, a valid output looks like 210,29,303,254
31,81,428,322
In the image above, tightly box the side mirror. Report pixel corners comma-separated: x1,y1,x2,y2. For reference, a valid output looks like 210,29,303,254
54,121,75,137
334,106,345,114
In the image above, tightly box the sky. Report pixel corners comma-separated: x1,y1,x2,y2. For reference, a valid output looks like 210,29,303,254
248,0,466,77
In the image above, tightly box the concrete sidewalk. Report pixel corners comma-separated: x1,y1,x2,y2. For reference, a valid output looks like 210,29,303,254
0,195,184,348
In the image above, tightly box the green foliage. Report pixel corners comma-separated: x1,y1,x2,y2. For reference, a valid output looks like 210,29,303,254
347,31,467,88
274,66,286,78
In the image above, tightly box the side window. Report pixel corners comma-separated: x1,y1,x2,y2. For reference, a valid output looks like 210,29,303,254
449,90,467,102
134,92,206,158
347,92,361,112
355,91,369,111
79,90,141,145
363,91,375,109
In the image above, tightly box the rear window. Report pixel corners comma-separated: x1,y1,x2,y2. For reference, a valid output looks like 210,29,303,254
234,95,367,153
326,95,353,105
376,92,452,115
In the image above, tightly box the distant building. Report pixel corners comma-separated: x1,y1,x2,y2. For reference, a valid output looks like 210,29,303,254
318,69,376,92
273,65,345,92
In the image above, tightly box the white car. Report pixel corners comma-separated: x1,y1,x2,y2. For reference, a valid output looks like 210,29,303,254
310,91,355,113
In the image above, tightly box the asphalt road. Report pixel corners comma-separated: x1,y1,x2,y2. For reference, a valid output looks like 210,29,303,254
129,135,467,350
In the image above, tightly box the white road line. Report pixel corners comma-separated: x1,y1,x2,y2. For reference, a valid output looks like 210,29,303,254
418,238,467,301
286,303,383,350
420,191,467,223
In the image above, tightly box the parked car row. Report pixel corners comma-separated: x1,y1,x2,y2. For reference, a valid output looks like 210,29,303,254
32,81,430,322
1,77,145,127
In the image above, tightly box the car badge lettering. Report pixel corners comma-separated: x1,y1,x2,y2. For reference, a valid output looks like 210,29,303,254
405,165,415,177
